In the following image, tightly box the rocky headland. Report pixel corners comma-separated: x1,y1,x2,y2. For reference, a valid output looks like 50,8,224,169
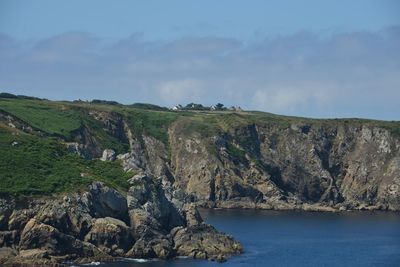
0,174,242,266
0,96,399,265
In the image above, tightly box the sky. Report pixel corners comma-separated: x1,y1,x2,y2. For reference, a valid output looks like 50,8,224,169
0,0,399,120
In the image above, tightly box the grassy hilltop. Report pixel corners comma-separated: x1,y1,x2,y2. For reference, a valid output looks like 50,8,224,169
0,93,399,197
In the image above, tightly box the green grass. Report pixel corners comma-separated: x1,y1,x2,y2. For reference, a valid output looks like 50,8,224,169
0,126,132,196
0,99,81,139
124,109,179,145
0,99,132,152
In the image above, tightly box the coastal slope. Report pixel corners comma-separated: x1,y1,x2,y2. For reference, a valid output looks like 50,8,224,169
0,95,399,264
1,96,399,211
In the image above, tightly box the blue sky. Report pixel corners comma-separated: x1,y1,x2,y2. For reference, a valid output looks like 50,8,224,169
0,0,399,119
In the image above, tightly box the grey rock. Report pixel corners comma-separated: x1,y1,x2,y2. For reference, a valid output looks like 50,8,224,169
86,182,128,222
101,149,116,161
172,224,242,259
84,217,134,256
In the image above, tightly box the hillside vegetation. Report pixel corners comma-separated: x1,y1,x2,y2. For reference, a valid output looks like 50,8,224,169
0,94,399,198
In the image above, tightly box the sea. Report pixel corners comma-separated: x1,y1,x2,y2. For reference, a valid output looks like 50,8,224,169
82,209,400,267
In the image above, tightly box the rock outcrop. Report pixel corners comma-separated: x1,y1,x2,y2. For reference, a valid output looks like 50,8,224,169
0,178,242,266
166,122,400,211
1,99,400,265
101,149,116,162
73,108,400,212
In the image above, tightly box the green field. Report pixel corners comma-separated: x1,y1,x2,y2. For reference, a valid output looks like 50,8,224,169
0,98,81,138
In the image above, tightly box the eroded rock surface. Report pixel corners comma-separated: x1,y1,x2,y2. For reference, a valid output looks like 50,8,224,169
167,123,400,211
0,178,242,266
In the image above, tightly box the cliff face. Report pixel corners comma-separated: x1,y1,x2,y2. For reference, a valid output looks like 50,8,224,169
74,108,400,211
1,98,399,264
1,99,399,212
167,122,400,211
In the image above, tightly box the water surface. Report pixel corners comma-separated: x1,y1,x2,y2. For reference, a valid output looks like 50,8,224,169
92,209,400,267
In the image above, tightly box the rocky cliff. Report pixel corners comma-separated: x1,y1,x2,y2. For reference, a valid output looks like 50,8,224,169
1,98,399,212
0,176,241,266
0,97,399,264
112,112,400,212
167,122,400,211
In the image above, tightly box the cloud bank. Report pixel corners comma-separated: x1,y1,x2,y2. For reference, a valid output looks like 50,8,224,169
0,26,399,120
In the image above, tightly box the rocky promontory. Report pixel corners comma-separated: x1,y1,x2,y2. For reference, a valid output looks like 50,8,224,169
1,96,400,265
0,174,242,266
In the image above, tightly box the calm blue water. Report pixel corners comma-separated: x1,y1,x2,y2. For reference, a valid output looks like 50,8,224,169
89,209,400,267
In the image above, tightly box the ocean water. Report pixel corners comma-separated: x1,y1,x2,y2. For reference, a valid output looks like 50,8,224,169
88,209,400,267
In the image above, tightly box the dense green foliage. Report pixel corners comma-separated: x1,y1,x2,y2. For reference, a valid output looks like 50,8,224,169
0,99,81,138
0,127,132,196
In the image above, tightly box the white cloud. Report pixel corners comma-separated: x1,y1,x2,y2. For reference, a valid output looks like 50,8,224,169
251,85,332,114
0,26,399,119
157,79,204,105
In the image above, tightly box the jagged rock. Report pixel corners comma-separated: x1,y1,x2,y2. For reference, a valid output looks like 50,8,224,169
17,218,110,264
31,196,93,239
171,224,242,259
8,210,32,231
101,149,116,161
34,202,71,234
85,182,128,222
167,122,400,211
127,173,184,233
129,209,162,236
182,203,203,227
20,219,67,252
0,181,242,264
126,233,174,259
84,217,134,256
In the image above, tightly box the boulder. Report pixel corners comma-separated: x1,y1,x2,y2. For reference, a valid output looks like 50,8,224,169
34,202,70,234
85,182,128,222
129,209,162,236
18,219,102,260
84,217,134,256
101,149,116,161
172,224,242,259
126,233,174,259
